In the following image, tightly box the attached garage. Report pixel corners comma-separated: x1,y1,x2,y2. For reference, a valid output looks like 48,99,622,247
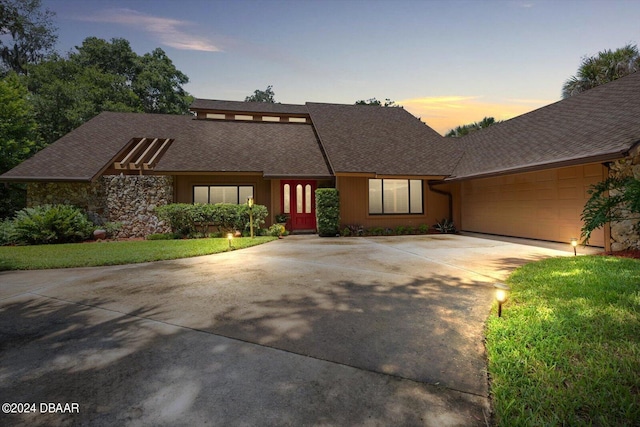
460,163,607,247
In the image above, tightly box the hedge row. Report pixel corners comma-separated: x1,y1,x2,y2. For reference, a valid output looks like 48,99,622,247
155,203,268,237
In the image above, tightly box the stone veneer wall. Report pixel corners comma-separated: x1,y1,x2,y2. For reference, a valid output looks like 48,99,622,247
28,175,173,238
607,146,640,251
104,175,173,238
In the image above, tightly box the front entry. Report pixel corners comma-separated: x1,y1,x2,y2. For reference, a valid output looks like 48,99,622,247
281,180,317,232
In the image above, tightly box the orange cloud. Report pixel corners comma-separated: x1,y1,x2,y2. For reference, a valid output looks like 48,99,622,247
398,96,552,135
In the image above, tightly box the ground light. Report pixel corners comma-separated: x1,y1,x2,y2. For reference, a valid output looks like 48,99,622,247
227,232,234,250
494,282,511,318
570,238,578,256
247,197,254,238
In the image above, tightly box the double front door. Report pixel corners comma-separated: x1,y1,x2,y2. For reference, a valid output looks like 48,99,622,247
281,180,316,231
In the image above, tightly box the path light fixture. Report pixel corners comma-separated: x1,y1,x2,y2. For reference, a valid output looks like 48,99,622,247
570,238,578,256
247,197,254,238
227,232,234,250
494,283,511,318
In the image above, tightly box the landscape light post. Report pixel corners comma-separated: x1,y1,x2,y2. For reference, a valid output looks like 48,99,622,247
227,232,233,250
570,238,578,256
494,283,510,318
248,197,254,238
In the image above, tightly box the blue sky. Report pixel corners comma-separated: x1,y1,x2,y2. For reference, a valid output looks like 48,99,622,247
42,0,640,134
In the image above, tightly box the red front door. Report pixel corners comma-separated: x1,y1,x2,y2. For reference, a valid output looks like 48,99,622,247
281,180,317,231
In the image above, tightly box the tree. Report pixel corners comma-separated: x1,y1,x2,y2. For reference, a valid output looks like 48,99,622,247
581,176,640,245
0,0,57,75
562,44,640,98
355,98,398,107
27,37,193,145
245,85,276,103
0,73,42,217
445,117,498,137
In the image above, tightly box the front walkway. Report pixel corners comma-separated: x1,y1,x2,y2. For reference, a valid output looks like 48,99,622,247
0,234,580,426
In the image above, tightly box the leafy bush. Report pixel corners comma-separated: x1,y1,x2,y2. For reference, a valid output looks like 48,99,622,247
341,227,351,237
155,203,268,236
316,188,340,237
433,218,456,234
581,176,640,244
369,227,384,236
268,223,286,237
0,219,17,245
13,204,94,244
418,224,430,234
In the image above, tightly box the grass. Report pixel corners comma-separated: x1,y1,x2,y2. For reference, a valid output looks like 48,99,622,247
0,236,277,270
485,255,640,426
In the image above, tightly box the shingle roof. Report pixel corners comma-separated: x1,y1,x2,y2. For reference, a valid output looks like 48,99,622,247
306,102,462,176
190,99,309,115
451,71,640,179
1,112,332,181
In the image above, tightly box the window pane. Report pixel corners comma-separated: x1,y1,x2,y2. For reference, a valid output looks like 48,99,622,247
305,184,312,213
383,179,409,214
410,180,423,213
239,186,253,204
283,184,290,214
210,186,237,204
194,186,209,204
296,184,303,213
369,179,382,214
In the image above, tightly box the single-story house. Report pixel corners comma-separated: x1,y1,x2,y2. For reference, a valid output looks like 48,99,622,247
2,71,640,250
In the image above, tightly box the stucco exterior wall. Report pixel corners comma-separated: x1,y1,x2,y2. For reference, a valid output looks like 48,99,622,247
608,146,640,251
28,175,173,238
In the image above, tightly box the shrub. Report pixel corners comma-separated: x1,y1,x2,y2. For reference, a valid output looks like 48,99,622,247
316,188,340,237
268,223,286,237
433,218,456,234
0,219,17,246
13,204,94,244
341,227,351,237
156,203,268,236
395,225,407,235
369,227,384,236
418,224,430,234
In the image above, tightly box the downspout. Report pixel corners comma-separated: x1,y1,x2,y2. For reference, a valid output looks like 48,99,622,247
428,181,453,221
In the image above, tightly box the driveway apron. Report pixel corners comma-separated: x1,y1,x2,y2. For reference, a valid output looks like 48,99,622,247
0,234,575,426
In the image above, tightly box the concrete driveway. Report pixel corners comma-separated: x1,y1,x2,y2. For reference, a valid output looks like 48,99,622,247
0,234,580,426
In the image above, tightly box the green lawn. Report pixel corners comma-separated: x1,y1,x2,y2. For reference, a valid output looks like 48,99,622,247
486,255,640,426
0,236,277,270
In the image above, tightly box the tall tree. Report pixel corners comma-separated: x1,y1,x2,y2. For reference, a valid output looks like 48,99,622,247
562,44,640,98
27,37,193,145
0,0,57,75
445,117,498,137
245,85,276,103
0,73,42,217
355,98,398,107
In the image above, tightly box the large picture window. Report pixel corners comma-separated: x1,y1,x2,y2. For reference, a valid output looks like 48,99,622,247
193,185,254,204
368,179,423,214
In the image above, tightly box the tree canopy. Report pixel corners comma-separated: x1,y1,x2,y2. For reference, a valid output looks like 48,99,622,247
445,117,499,137
562,44,640,98
0,0,57,75
245,85,276,103
355,98,398,107
27,37,193,144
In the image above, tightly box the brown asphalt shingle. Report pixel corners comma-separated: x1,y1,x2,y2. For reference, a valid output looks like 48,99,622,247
452,71,640,179
1,112,332,181
306,102,462,176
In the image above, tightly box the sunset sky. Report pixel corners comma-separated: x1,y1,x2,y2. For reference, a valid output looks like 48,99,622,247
42,0,640,134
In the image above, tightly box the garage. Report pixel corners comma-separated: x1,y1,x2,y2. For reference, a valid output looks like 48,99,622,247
460,163,607,247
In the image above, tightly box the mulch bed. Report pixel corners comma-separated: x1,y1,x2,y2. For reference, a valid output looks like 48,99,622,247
597,249,640,259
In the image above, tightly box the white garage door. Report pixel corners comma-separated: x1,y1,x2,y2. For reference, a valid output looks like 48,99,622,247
461,163,606,247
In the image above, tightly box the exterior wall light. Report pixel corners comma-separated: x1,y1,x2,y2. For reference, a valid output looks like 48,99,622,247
227,232,234,250
494,283,511,318
247,197,254,238
570,238,578,256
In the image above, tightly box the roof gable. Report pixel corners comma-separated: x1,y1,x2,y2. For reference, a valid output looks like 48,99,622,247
306,103,462,176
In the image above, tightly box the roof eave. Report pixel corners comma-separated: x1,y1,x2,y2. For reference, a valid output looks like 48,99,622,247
446,150,630,182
